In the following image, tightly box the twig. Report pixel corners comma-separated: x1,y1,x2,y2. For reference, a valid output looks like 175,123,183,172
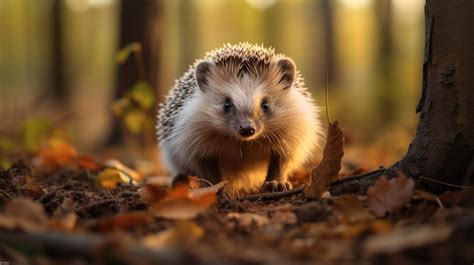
418,176,474,189
325,70,331,123
239,186,306,201
0,189,13,199
329,167,388,195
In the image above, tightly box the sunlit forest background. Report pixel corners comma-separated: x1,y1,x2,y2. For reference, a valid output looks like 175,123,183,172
0,0,425,171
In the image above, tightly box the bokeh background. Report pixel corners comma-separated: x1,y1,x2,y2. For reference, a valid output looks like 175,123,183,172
0,0,425,171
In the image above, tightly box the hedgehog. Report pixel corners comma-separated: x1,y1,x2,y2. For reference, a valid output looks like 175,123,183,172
157,43,321,193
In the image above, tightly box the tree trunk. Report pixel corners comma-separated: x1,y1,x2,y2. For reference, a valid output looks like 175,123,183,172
400,0,474,188
374,0,396,126
51,0,66,102
107,0,160,146
331,0,474,195
321,0,338,84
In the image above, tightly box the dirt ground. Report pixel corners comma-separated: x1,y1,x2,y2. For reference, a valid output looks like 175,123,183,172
0,155,473,265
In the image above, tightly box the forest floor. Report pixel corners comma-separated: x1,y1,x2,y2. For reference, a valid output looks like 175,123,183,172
0,139,473,265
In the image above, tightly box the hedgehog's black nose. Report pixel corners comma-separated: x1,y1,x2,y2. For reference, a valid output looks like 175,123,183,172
239,125,255,137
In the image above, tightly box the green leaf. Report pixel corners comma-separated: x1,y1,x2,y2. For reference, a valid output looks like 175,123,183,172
111,98,132,117
23,117,52,151
116,42,140,64
124,110,146,134
130,81,154,109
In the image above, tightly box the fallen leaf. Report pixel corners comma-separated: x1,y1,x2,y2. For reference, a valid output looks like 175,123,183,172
104,159,141,182
139,183,170,204
150,182,222,220
33,138,78,170
304,121,344,199
51,197,77,231
330,195,374,224
151,196,215,220
227,212,269,228
96,168,127,188
78,155,102,171
20,176,43,199
0,197,49,232
363,224,452,255
366,173,415,216
339,220,393,240
141,221,204,250
93,212,154,232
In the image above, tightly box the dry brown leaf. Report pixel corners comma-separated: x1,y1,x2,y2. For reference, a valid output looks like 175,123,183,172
51,197,77,231
304,121,344,199
150,182,223,220
78,155,102,171
93,211,155,232
33,138,78,170
141,221,204,250
227,212,270,228
339,219,393,240
363,224,452,256
0,197,49,232
366,173,415,216
139,183,170,204
330,195,374,224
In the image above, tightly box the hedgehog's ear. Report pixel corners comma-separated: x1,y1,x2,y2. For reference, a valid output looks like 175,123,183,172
195,60,213,92
276,58,296,89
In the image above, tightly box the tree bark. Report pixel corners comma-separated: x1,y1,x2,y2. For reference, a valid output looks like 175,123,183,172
331,0,474,195
51,0,66,102
400,0,474,188
108,0,161,146
321,0,338,84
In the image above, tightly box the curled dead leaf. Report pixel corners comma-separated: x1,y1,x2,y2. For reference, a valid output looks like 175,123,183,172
304,121,344,199
366,173,415,217
139,183,170,204
0,197,49,232
150,182,225,220
33,138,78,171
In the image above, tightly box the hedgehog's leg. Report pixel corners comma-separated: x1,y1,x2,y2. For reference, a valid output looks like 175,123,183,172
262,153,293,192
195,157,222,186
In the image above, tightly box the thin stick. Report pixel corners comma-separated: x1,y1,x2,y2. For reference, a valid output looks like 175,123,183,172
325,70,331,123
419,176,474,189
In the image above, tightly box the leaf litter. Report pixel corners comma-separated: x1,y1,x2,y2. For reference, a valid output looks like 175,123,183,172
0,136,472,264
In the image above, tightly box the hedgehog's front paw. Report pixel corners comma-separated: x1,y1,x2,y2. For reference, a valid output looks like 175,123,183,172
262,180,293,192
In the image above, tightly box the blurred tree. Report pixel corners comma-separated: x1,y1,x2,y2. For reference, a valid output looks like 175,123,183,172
321,0,338,84
400,0,474,189
374,0,396,126
178,0,197,73
51,0,66,102
332,0,474,195
108,0,161,146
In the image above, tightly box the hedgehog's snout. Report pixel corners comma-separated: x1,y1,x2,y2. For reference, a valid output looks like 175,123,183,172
238,120,256,138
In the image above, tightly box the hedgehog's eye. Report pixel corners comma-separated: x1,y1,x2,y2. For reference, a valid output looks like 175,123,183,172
261,100,270,112
223,98,233,112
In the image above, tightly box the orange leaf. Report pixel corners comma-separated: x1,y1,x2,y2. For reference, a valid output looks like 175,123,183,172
34,138,78,170
139,184,170,204
366,173,415,216
304,121,344,199
93,212,154,232
78,155,101,171
150,183,221,220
